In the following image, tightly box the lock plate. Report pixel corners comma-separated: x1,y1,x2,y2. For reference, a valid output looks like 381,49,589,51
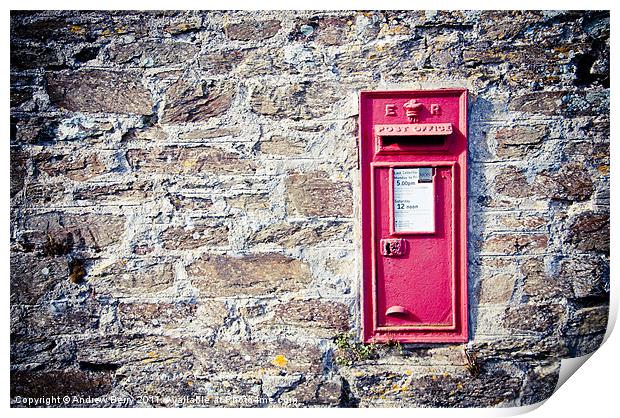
380,238,406,256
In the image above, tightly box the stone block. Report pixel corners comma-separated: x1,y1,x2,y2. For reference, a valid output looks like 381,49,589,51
481,233,548,255
46,70,152,115
160,223,229,250
19,212,125,254
560,256,609,298
503,304,564,334
285,172,352,217
107,40,199,67
161,79,234,124
10,253,66,304
187,253,311,297
10,147,27,197
126,146,254,174
249,81,340,120
478,273,515,305
88,258,175,297
117,301,197,331
567,211,609,253
271,299,350,330
34,150,107,181
247,221,350,247
223,19,281,41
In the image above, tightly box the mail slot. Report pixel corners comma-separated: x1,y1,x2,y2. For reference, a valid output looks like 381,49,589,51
359,89,468,343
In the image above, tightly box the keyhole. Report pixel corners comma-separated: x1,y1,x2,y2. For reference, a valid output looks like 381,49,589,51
384,241,391,255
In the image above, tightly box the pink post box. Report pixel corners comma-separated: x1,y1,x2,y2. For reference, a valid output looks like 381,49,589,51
359,89,468,343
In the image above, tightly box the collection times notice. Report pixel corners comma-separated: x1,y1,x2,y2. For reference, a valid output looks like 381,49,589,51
393,168,435,233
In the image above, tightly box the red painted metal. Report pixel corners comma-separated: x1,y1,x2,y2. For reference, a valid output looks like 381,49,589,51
359,89,468,343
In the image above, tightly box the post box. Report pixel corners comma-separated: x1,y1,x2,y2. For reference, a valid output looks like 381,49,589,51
359,89,468,343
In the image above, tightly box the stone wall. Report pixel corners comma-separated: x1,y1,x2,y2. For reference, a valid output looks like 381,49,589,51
10,10,609,407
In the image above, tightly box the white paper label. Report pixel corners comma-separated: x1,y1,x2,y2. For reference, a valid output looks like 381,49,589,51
393,168,435,233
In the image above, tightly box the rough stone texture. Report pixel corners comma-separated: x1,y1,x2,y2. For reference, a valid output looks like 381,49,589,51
480,233,548,255
11,370,114,399
10,147,27,197
34,150,108,181
342,365,524,407
188,253,312,297
126,146,255,174
533,163,595,201
17,212,125,254
10,10,609,408
87,258,175,297
250,81,341,120
161,79,234,124
271,299,350,330
117,302,198,331
503,304,564,334
46,70,152,115
107,41,199,67
520,362,561,405
255,135,307,156
291,16,353,46
286,172,353,217
10,254,67,304
160,223,229,250
247,221,350,247
560,256,609,299
494,125,546,158
478,273,515,305
223,18,281,41
492,166,531,198
567,211,610,253
12,299,104,338
564,305,609,336
521,258,570,300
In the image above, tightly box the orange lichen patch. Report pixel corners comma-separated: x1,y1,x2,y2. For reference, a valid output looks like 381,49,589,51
553,45,578,54
272,354,288,368
70,25,85,34
598,165,610,175
404,369,413,376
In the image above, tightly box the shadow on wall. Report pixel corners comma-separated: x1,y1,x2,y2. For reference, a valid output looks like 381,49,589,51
466,93,496,340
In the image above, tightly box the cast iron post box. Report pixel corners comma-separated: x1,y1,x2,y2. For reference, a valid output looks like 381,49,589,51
359,89,468,343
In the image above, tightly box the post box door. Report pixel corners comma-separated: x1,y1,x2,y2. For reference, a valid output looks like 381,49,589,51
373,164,457,330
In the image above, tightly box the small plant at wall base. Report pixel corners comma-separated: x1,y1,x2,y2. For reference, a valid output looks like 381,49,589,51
385,339,405,355
464,348,481,378
334,332,378,366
